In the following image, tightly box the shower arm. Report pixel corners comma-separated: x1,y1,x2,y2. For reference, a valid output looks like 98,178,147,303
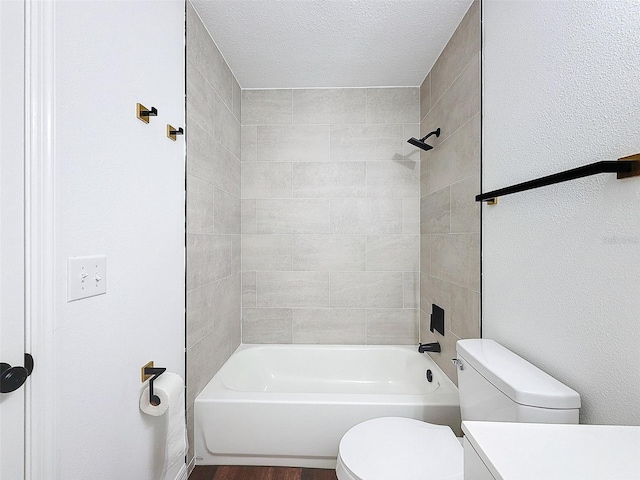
419,128,441,142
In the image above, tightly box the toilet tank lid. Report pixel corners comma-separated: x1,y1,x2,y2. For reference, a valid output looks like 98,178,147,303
457,339,581,409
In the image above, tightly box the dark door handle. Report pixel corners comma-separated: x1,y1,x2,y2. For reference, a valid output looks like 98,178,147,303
0,353,34,393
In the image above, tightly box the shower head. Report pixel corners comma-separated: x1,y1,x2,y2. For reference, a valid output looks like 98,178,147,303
407,128,441,152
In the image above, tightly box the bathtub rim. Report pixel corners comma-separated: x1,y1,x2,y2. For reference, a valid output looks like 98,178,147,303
197,343,460,405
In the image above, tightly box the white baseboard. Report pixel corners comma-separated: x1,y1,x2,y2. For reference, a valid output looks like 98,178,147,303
174,463,189,480
187,456,196,475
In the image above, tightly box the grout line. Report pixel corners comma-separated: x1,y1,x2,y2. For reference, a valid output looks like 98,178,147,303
241,86,421,91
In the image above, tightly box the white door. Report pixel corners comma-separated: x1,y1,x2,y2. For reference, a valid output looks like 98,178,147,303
0,1,27,479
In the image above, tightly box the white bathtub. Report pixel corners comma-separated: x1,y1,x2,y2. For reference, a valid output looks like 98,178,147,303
194,344,461,468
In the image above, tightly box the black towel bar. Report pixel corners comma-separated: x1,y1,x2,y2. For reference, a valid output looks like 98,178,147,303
476,154,640,203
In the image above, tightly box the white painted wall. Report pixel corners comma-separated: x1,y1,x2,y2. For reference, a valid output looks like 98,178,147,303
482,0,640,425
53,1,185,478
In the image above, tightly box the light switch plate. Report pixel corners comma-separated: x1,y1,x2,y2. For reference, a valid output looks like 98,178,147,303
67,255,107,302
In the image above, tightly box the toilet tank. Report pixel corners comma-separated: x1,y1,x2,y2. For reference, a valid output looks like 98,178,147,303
456,339,580,424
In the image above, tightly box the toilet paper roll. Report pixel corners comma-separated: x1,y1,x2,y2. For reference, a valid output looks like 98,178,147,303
139,373,183,416
139,372,187,479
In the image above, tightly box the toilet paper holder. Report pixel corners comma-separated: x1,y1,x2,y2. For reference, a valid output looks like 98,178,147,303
141,361,166,406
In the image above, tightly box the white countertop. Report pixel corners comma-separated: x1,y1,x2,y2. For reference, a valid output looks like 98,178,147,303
462,421,640,480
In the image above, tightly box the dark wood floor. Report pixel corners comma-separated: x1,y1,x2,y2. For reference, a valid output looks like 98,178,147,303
189,465,338,480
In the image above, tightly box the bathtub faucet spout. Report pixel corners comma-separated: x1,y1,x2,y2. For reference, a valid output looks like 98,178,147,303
418,342,441,353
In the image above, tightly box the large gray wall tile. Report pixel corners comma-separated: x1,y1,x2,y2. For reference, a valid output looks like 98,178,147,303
292,309,366,344
258,125,330,162
420,234,431,274
214,273,242,347
366,309,419,344
292,88,367,124
187,63,216,136
187,175,214,234
331,272,403,308
241,126,257,162
187,120,240,197
241,199,257,234
330,124,403,162
257,199,331,234
188,63,239,159
430,234,480,291
257,271,330,308
450,174,480,234
242,271,257,307
366,235,420,271
331,198,402,234
242,89,292,125
366,87,420,123
403,198,420,234
242,162,292,199
213,93,241,158
186,282,215,349
366,161,420,197
421,187,451,234
292,162,366,198
186,328,232,405
423,54,480,146
422,114,480,195
242,234,292,271
214,188,240,234
231,235,241,273
242,308,293,343
187,234,234,289
450,283,480,339
292,234,365,271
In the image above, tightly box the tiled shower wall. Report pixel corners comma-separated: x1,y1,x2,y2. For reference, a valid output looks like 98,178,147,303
419,0,481,383
241,88,421,344
186,2,242,465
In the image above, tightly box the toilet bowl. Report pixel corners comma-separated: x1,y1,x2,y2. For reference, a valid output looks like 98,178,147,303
336,417,463,480
336,339,581,480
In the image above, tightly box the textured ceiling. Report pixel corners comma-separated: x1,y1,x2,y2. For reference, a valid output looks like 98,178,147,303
191,0,474,89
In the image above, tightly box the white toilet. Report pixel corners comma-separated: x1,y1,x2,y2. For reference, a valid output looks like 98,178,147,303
336,339,581,480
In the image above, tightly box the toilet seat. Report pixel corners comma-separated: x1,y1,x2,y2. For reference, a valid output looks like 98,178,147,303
336,417,463,480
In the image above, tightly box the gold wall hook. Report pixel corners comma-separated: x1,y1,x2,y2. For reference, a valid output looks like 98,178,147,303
166,124,184,141
141,361,154,382
136,103,157,124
